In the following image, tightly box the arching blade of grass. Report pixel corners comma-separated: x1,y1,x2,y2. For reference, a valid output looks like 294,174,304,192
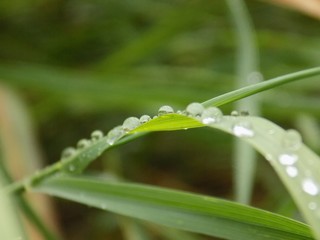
202,66,320,107
33,175,313,240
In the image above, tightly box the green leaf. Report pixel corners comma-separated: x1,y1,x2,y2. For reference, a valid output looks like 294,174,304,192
33,175,313,240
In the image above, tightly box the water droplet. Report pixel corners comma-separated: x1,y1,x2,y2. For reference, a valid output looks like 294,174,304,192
286,166,298,177
267,129,275,135
278,153,298,165
308,202,317,210
232,121,255,137
302,178,319,196
106,126,124,145
231,110,239,116
68,164,76,172
140,115,151,124
61,147,77,159
283,129,302,151
158,105,174,115
186,102,204,117
201,107,223,124
91,130,104,141
240,110,249,116
247,71,263,84
77,139,91,149
122,117,140,131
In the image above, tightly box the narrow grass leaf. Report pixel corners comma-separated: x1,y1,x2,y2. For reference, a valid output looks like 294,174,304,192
33,175,313,240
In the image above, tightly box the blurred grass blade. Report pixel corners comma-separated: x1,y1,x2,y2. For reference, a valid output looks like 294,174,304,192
227,0,261,204
33,175,313,240
202,66,320,107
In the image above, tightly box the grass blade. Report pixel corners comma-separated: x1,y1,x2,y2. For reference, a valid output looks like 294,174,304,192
33,175,313,240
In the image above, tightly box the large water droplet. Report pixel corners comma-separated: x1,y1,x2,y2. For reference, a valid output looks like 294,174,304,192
61,147,77,159
106,126,124,145
122,117,140,131
286,166,298,177
278,153,298,165
283,129,302,151
158,105,174,115
77,139,91,149
91,130,104,141
302,178,319,196
201,107,223,124
186,102,204,117
232,121,255,137
140,115,151,124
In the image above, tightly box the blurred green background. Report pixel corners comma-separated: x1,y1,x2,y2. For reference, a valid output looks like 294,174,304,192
0,0,320,239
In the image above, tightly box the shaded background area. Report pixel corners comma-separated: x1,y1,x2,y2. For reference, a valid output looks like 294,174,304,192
0,0,320,239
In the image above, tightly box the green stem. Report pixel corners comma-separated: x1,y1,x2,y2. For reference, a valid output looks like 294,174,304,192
202,66,320,107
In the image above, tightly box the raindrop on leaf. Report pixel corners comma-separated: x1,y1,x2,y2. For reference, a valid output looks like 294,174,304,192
186,102,204,117
201,107,223,124
91,130,104,141
122,117,141,131
140,115,151,124
106,126,124,145
158,105,174,115
232,121,255,137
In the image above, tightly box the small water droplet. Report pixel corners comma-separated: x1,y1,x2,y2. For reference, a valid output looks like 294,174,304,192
140,115,151,123
68,164,76,172
122,117,140,131
302,178,319,196
278,153,298,165
231,110,239,116
286,166,298,177
106,126,124,145
232,121,255,137
61,147,77,159
201,107,223,124
268,129,275,135
240,110,249,116
247,71,263,84
77,139,91,149
308,202,317,210
283,129,302,151
158,105,174,115
91,130,104,141
186,102,204,117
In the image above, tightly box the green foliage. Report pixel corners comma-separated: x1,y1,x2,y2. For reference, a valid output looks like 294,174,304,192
1,1,320,240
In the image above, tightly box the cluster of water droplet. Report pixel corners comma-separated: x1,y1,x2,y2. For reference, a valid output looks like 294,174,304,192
61,130,105,160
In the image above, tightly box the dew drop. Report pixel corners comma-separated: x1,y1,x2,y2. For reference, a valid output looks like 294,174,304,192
278,153,298,165
77,139,91,149
231,110,239,116
308,202,317,210
106,126,124,145
122,117,141,131
61,147,77,159
232,121,255,137
201,107,223,124
68,164,76,172
286,166,298,178
265,153,273,161
186,102,204,117
158,105,174,115
302,178,319,196
283,129,302,151
91,130,104,141
140,115,151,124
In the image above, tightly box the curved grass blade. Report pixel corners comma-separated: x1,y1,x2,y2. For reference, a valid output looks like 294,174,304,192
131,113,320,239
33,175,313,240
202,66,320,107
